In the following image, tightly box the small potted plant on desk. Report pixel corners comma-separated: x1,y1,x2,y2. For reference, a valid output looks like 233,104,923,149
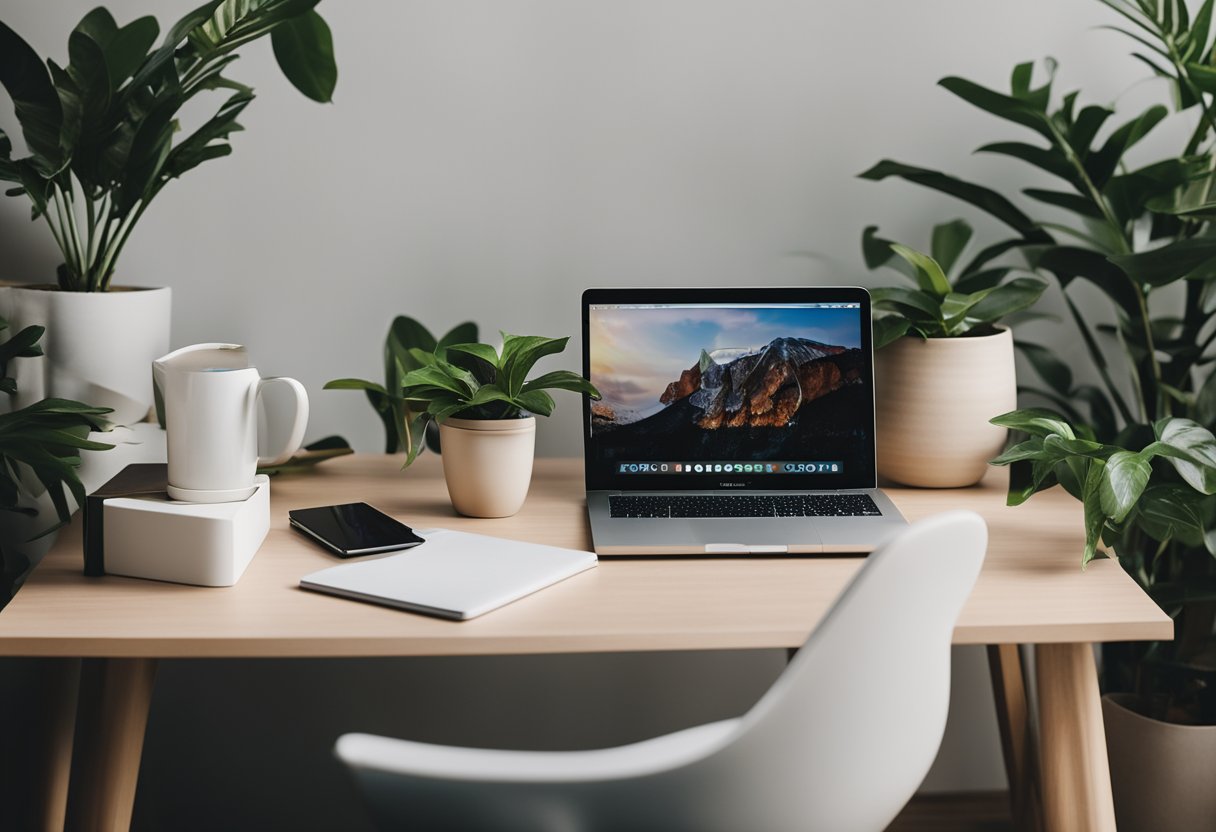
862,221,1046,487
332,332,600,518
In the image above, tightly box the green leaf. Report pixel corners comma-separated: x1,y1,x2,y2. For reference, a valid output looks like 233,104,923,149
521,370,600,398
0,20,64,166
1108,237,1216,286
500,334,569,398
930,219,973,275
1086,105,1168,186
991,437,1048,465
445,342,500,368
990,407,1076,439
1016,341,1073,394
1137,484,1206,547
872,315,911,349
858,160,1051,242
104,16,160,87
888,244,952,297
869,287,943,321
1151,417,1216,494
965,277,1047,323
257,434,352,476
514,389,555,417
270,10,336,103
1032,246,1142,317
952,268,1011,295
401,366,469,397
1022,188,1103,218
1099,450,1152,522
323,378,389,394
937,75,1053,139
465,384,513,408
861,226,917,280
161,88,253,181
977,141,1074,183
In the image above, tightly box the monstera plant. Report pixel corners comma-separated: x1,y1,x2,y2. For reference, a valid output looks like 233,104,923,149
861,0,1216,737
0,1,337,291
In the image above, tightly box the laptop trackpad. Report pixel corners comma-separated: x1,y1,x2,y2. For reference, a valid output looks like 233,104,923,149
689,518,822,554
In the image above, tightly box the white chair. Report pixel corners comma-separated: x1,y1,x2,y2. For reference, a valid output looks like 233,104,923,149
335,510,987,832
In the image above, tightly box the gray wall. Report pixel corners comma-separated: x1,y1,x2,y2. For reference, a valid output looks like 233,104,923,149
0,0,1154,827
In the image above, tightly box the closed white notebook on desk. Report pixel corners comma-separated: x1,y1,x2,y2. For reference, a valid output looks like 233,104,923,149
299,528,598,620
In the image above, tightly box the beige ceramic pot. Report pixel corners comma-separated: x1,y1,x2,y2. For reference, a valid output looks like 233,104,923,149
1104,693,1216,832
439,416,536,518
875,326,1015,488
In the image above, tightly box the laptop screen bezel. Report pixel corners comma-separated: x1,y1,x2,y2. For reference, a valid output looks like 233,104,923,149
581,286,877,493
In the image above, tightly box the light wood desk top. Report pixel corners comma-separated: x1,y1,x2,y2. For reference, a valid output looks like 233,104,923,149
0,455,1172,658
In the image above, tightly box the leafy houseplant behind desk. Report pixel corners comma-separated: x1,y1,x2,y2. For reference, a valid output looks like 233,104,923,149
0,454,1170,832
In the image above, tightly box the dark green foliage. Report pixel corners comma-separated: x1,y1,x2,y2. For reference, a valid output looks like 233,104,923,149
0,319,112,606
863,0,1216,722
0,2,338,291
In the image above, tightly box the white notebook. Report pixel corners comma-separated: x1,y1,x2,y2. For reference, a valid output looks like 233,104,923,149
299,528,598,620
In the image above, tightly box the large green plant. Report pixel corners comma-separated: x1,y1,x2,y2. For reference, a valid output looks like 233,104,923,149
0,318,112,605
862,0,1216,722
862,220,1048,348
324,316,478,455
0,1,337,291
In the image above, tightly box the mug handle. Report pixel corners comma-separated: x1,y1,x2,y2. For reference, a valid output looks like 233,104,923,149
256,377,310,467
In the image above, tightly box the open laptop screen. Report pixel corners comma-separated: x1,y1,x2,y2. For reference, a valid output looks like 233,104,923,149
582,288,875,492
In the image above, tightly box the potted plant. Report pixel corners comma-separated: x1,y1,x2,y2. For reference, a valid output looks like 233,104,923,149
0,317,113,608
331,332,600,517
862,222,1047,487
324,316,477,454
862,1,1216,827
0,1,337,425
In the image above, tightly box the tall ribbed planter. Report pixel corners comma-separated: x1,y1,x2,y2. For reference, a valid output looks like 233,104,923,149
875,326,1015,488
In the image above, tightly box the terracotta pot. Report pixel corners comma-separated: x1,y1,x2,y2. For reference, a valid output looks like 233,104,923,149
1103,693,1216,832
874,326,1015,488
438,416,536,517
0,284,171,426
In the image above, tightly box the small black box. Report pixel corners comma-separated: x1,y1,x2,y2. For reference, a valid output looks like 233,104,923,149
82,464,169,576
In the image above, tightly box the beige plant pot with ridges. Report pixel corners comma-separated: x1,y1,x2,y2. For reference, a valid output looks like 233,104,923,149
875,327,1015,488
439,417,536,518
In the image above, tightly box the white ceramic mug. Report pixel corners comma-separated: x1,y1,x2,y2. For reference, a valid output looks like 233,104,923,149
153,344,309,503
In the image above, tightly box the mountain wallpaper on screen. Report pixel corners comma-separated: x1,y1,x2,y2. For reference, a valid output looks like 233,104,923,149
592,336,866,461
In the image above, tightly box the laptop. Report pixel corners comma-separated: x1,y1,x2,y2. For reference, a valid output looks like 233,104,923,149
582,287,908,555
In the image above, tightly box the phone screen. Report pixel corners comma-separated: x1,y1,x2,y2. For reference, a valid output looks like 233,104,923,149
289,503,425,557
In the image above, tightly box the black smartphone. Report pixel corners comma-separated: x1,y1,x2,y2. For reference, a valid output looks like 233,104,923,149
288,503,426,558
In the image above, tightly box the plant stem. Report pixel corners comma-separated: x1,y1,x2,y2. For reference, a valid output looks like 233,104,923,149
94,201,145,292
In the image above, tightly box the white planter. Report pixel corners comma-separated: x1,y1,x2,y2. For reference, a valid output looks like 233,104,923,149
0,284,171,427
874,326,1015,488
439,417,536,518
1104,693,1216,832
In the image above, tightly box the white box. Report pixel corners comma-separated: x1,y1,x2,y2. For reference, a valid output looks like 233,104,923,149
103,475,270,587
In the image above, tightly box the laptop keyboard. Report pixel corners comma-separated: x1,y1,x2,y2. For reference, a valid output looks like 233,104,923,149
608,494,882,519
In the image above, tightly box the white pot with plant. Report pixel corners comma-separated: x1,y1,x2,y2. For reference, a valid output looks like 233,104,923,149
862,222,1046,488
329,332,601,518
0,2,337,425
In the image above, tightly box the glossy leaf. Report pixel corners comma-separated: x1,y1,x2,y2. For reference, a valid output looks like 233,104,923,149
0,20,64,166
1099,449,1152,522
990,407,1075,439
872,316,911,349
858,160,1051,242
270,10,336,102
889,244,951,297
930,219,973,275
965,276,1048,322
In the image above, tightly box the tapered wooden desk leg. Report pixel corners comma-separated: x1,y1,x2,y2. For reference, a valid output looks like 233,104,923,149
1035,643,1115,832
987,644,1041,832
64,658,157,832
31,658,81,832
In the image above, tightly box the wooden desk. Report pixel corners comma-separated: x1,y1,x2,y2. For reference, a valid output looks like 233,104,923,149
0,455,1172,832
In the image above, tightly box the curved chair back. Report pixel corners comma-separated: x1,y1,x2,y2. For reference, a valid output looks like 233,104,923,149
670,509,988,832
